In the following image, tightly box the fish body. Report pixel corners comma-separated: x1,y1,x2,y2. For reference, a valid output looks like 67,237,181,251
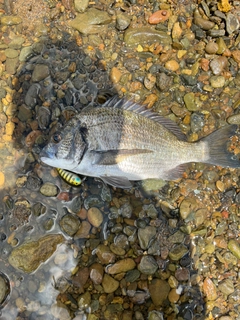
40,98,239,188
56,168,82,186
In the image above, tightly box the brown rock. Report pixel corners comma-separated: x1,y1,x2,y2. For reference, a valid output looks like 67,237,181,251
148,10,170,24
149,279,170,306
106,258,136,274
203,278,217,301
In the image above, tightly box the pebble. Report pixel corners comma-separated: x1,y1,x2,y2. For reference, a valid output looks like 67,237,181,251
194,9,215,30
209,56,228,75
209,75,225,88
110,67,122,84
183,92,198,111
124,27,172,46
116,14,131,31
218,279,235,296
179,197,197,219
68,8,111,34
32,64,50,82
5,57,19,74
202,277,217,301
227,239,240,259
78,291,91,309
226,12,239,34
19,46,33,62
138,256,158,274
205,41,218,54
74,0,89,12
175,267,189,281
168,288,180,303
87,207,103,228
8,234,64,273
149,279,170,306
148,10,170,24
60,214,80,236
5,49,18,59
102,274,119,293
227,113,240,124
138,226,156,250
169,244,189,261
74,221,91,239
40,182,59,197
1,15,22,25
0,273,10,306
90,263,103,285
106,258,136,274
95,244,115,264
165,60,179,72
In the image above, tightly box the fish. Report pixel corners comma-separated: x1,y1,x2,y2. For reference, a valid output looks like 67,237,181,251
56,168,82,186
40,97,240,189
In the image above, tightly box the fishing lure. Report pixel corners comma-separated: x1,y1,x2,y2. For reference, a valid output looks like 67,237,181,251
56,168,82,186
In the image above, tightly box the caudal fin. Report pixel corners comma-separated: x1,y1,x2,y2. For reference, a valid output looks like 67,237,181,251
202,124,239,168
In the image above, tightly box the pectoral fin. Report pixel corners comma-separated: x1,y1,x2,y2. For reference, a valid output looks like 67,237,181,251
100,175,132,189
92,149,152,166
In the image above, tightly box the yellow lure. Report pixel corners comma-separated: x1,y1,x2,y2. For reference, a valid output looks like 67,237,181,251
56,168,82,186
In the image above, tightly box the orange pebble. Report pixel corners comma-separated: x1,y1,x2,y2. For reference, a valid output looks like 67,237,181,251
148,10,170,24
0,171,5,187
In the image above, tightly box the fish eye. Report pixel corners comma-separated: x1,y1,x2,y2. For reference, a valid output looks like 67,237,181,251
52,132,61,143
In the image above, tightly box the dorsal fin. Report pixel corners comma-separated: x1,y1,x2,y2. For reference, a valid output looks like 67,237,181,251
102,96,187,141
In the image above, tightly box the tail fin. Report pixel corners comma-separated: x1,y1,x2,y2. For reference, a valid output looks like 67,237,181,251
202,124,239,168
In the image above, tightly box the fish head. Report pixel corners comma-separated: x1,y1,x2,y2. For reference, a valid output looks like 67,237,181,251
40,122,86,170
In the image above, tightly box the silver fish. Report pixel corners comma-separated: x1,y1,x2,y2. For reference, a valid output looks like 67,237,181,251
40,97,239,188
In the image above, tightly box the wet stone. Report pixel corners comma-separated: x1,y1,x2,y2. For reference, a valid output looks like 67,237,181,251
78,291,91,309
138,226,156,250
218,279,234,296
96,244,115,264
24,83,41,109
90,263,103,285
68,8,111,34
32,64,50,82
106,258,136,274
74,0,89,12
183,92,197,111
1,15,22,25
203,277,217,301
168,230,185,245
8,234,64,273
149,279,170,306
102,274,119,293
87,207,103,228
175,267,189,281
5,57,19,75
226,12,239,34
227,114,240,124
116,13,131,31
5,48,18,59
19,46,34,62
40,182,59,197
0,273,10,306
179,197,197,220
60,214,80,237
227,239,240,259
169,244,189,261
138,255,158,275
125,269,140,282
124,27,172,46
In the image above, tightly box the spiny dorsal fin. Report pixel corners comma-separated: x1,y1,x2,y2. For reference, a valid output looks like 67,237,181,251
102,96,187,141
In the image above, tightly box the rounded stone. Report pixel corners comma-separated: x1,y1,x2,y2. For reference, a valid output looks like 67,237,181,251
138,256,158,275
102,274,119,293
87,207,103,228
40,182,59,197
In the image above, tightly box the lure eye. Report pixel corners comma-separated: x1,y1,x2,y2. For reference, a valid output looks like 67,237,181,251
53,132,61,143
